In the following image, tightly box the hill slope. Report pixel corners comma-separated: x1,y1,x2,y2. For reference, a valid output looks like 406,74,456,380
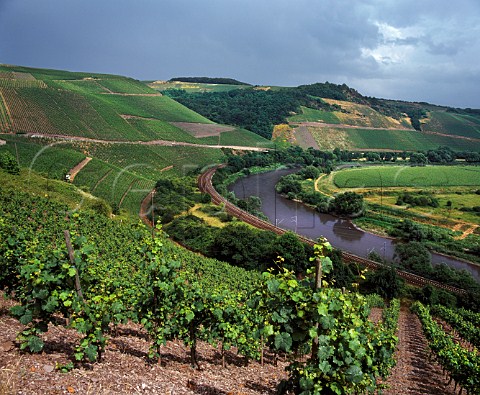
0,64,271,147
0,64,273,215
164,81,480,151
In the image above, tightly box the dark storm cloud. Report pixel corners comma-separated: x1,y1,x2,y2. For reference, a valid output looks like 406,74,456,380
0,0,479,108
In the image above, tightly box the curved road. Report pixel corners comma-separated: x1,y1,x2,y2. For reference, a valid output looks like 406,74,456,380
198,166,467,295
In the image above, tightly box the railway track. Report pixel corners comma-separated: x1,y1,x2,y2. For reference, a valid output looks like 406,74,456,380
198,166,467,295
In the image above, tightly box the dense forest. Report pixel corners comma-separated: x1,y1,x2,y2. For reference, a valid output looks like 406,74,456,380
168,77,250,85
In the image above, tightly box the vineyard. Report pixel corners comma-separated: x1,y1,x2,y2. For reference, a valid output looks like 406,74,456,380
0,90,12,130
0,64,273,148
0,185,406,393
1,62,480,393
97,78,158,94
412,302,480,394
97,94,213,123
422,111,480,139
307,126,480,151
0,137,86,179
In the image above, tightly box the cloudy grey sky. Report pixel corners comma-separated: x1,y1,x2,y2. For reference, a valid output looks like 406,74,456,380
1,0,479,108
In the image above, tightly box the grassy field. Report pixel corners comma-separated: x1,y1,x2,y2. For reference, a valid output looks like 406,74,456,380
333,165,480,188
312,165,480,252
422,110,480,139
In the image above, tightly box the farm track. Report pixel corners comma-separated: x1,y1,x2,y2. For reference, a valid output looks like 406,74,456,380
198,166,467,295
382,307,456,395
67,156,91,182
118,178,137,208
139,189,155,227
455,224,479,240
18,132,267,152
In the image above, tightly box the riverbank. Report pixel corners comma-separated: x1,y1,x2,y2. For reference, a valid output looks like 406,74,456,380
227,167,480,282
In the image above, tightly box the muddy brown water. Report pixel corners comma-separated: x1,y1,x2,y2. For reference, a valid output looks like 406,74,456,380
229,168,480,281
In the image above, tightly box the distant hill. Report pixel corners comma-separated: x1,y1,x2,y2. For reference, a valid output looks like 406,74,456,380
169,77,250,85
165,81,480,151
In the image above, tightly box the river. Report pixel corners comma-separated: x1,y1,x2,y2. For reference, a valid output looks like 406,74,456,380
229,168,480,281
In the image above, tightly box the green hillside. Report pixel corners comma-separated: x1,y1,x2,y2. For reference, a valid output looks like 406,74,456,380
305,125,480,151
165,79,480,152
0,64,270,147
0,134,226,215
422,110,480,139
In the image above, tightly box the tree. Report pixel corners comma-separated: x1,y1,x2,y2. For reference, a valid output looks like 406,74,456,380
409,152,427,165
276,174,302,196
298,165,320,180
274,232,308,272
364,266,404,299
394,242,432,275
329,192,365,217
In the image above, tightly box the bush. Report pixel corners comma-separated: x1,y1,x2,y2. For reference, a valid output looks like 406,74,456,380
0,151,20,175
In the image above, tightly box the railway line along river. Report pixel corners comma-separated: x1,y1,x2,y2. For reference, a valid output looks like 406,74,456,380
229,168,480,282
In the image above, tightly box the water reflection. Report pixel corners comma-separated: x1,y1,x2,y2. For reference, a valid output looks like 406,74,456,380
333,220,363,241
229,168,480,281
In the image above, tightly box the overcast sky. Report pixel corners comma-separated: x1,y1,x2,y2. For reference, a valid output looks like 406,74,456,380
1,0,479,108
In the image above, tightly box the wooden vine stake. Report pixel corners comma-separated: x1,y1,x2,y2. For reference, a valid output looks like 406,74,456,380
64,230,84,301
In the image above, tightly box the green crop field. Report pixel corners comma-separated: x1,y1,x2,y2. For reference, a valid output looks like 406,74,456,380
70,144,225,212
82,143,225,179
333,165,480,188
0,64,218,143
127,118,199,142
422,111,480,139
49,79,110,94
72,158,155,214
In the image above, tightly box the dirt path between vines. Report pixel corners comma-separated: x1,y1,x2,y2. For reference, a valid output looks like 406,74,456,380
23,133,267,152
382,307,456,395
0,293,288,395
67,156,92,182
